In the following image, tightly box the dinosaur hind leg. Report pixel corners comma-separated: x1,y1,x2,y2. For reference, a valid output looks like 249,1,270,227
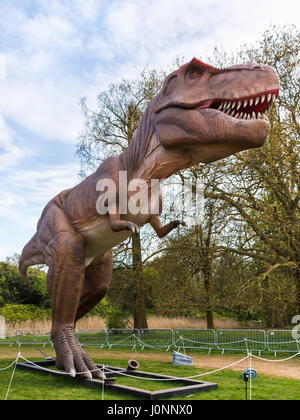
72,251,113,379
45,230,95,379
75,251,113,321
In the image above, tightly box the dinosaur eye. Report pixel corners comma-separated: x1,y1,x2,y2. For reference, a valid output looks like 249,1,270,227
189,67,202,79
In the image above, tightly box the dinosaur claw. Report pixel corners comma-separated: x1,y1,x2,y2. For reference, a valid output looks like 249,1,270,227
126,222,139,233
69,368,76,378
53,326,103,380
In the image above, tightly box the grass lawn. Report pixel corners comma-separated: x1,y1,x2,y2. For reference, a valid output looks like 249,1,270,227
0,346,300,400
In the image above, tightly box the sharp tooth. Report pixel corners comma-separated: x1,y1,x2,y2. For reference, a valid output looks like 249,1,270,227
261,95,265,103
267,93,272,102
223,101,228,109
226,101,231,110
235,112,240,118
243,114,248,119
218,102,223,110
244,99,248,108
231,102,236,109
252,111,256,119
258,112,262,119
239,113,244,119
247,114,251,120
272,94,276,103
249,98,254,106
255,97,260,106
237,101,241,110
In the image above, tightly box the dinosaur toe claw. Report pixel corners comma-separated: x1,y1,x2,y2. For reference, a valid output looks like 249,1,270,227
52,325,102,380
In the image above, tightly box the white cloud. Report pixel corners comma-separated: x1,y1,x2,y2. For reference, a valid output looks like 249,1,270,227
0,162,79,241
0,160,80,260
0,75,84,143
0,115,30,170
7,164,79,203
0,55,6,80
1,0,298,146
102,0,300,69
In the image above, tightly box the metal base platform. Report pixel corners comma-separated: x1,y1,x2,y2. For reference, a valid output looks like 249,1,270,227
16,359,218,400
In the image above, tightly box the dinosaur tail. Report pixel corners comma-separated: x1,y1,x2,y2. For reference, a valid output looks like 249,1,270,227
19,234,44,288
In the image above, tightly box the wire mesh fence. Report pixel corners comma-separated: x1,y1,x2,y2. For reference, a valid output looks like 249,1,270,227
267,330,300,355
106,328,139,349
1,327,299,356
173,329,216,352
216,329,266,354
77,329,107,348
15,330,51,347
0,329,17,346
139,328,173,350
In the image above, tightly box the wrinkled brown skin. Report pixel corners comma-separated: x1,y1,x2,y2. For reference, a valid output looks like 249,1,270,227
19,58,279,378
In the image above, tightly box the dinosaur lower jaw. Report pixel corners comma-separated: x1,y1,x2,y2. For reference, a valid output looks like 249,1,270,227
198,88,279,120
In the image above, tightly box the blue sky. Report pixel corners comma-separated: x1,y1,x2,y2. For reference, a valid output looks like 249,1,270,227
0,0,299,260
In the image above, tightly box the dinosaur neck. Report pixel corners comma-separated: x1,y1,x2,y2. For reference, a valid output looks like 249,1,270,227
119,95,191,183
130,132,192,182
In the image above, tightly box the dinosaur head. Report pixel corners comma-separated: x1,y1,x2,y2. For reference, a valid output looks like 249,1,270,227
153,58,280,163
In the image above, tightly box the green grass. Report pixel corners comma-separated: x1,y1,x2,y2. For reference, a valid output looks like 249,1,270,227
1,351,300,400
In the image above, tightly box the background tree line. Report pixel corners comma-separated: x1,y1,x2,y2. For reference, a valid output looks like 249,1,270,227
1,25,299,329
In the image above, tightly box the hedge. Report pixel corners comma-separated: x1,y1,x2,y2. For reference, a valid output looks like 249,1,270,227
0,304,51,324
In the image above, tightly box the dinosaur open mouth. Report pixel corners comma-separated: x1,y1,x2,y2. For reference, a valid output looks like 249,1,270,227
198,89,279,120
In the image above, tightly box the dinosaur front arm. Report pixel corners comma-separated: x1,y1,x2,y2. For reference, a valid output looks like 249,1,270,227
109,211,140,233
149,215,187,238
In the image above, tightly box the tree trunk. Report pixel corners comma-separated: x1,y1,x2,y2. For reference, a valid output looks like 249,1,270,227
265,275,276,329
295,265,300,315
203,259,215,330
206,309,215,330
132,232,148,329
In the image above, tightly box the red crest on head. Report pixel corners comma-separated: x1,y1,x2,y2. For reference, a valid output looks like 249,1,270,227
189,57,221,72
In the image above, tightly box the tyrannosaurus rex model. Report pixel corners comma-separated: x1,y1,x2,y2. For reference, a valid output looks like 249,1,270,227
19,58,279,379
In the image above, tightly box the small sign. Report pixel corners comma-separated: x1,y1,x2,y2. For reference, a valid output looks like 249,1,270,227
173,351,193,366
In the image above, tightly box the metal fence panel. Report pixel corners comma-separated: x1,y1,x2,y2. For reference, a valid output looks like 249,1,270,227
77,329,107,348
16,329,51,347
6,326,300,356
173,329,216,351
0,329,17,346
267,330,300,355
107,328,139,349
139,328,173,350
216,329,266,353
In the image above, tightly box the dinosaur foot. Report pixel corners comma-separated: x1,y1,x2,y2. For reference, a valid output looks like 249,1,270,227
52,324,106,380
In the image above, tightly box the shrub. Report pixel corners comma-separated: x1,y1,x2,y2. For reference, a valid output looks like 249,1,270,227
86,296,111,318
0,304,51,325
106,305,130,329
